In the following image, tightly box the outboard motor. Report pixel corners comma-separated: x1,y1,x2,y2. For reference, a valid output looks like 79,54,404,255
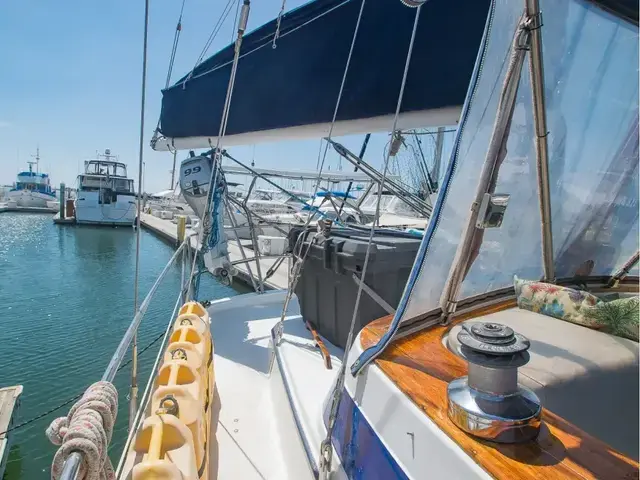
180,152,235,286
447,322,542,443
179,154,212,218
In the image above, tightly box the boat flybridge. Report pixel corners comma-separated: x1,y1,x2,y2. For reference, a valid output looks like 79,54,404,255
75,150,137,226
49,0,638,479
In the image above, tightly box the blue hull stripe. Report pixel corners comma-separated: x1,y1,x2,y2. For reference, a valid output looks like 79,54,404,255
329,390,409,480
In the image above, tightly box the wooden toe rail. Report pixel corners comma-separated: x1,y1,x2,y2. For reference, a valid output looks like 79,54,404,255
360,300,639,480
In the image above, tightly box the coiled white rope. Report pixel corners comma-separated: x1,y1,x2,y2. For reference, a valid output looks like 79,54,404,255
46,381,118,480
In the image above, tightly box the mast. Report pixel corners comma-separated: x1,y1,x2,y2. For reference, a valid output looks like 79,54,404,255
170,151,177,190
433,126,445,182
30,147,40,174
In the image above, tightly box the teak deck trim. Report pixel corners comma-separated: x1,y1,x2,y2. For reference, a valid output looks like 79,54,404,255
360,300,639,480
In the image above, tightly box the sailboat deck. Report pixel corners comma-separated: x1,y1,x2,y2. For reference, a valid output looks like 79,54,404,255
207,290,332,479
360,301,639,479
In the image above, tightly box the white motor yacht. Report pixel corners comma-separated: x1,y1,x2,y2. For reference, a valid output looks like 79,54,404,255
74,149,136,226
5,149,56,208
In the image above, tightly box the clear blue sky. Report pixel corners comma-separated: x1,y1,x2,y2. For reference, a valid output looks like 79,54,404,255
0,0,453,193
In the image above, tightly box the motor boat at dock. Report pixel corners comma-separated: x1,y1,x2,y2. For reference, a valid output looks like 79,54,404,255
4,149,57,208
74,149,137,226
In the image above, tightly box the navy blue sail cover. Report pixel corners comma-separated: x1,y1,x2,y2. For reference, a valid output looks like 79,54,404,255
158,0,490,140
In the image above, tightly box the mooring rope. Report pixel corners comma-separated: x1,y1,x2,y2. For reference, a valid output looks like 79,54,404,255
47,381,118,480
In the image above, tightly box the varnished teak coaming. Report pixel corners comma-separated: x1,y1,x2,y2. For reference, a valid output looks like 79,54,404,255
360,300,639,480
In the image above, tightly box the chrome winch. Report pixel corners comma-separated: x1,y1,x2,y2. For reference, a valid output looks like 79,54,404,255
447,322,542,443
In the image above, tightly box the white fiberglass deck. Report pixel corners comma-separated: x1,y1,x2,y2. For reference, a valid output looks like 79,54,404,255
208,290,342,479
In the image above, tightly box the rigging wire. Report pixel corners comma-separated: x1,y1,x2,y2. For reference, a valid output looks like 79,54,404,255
318,5,424,477
173,0,236,94
153,0,188,143
410,128,457,135
164,0,187,89
337,133,371,218
411,133,437,194
187,0,250,298
131,0,150,429
153,0,188,139
231,0,241,42
189,0,237,76
183,0,350,84
274,0,369,334
272,0,287,49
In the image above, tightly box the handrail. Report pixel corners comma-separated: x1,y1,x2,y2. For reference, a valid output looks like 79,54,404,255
114,291,184,477
59,239,188,480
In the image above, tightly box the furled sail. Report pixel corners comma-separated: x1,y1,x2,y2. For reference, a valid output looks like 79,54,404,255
153,0,490,151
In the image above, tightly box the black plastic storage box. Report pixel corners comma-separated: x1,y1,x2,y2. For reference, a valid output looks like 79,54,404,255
293,228,422,349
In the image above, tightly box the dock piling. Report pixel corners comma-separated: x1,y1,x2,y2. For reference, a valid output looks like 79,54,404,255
59,183,66,219
176,215,186,247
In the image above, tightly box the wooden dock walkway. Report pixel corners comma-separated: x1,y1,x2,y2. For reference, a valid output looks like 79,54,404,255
139,213,289,291
0,385,23,478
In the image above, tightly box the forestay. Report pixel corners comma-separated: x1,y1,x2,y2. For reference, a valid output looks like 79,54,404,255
153,0,490,150
355,0,639,361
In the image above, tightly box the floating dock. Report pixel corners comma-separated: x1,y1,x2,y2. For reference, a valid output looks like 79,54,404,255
52,213,76,225
139,212,289,290
0,385,23,479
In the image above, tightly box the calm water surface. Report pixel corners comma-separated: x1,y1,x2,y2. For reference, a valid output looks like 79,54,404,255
0,213,238,479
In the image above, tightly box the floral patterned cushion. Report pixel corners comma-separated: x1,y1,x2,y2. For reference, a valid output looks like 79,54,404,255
583,297,639,342
514,276,601,328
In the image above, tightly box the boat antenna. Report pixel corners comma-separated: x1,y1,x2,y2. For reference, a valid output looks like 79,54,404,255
31,147,40,174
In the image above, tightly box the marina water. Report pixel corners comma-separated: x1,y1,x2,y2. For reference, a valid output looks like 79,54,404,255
0,213,238,479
